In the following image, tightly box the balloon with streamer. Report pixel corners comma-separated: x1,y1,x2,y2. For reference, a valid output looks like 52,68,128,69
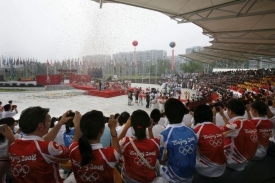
132,40,138,47
169,42,176,48
169,42,176,71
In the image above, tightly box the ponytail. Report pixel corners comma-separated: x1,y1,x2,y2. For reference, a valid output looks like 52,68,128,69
135,126,147,140
131,110,150,140
78,134,93,167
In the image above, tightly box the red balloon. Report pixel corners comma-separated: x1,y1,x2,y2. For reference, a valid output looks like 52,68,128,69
132,40,138,46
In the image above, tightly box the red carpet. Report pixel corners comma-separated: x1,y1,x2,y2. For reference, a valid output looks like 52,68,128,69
71,84,125,98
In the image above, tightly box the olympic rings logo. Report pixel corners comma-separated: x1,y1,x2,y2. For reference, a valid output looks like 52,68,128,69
179,144,194,155
262,133,270,138
250,134,258,142
77,170,99,182
134,157,152,166
209,139,222,147
11,164,30,177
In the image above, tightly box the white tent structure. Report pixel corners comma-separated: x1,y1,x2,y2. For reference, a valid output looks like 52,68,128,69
92,0,275,64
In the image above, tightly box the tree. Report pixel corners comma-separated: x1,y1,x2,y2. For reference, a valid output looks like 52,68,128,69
180,60,204,73
156,59,171,76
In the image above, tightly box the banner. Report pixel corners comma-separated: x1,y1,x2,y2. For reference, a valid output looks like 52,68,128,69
69,74,91,84
36,75,61,85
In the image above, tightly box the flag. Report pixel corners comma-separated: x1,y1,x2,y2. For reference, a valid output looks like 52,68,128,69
47,60,50,66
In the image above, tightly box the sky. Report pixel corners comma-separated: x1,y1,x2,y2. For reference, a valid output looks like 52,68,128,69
0,0,211,62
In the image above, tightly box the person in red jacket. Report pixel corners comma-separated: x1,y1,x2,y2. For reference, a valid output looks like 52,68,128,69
218,99,258,171
9,107,73,183
193,104,226,177
69,111,120,183
248,101,273,160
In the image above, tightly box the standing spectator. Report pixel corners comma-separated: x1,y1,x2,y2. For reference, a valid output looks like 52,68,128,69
158,98,197,183
119,110,159,183
2,104,18,119
9,107,73,183
8,101,13,112
219,99,258,171
146,92,150,108
249,101,273,160
69,111,120,183
192,105,226,177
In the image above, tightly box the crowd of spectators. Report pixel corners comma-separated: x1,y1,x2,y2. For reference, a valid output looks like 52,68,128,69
0,68,275,183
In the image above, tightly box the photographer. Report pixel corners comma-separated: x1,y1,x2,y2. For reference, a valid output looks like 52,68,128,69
2,103,18,119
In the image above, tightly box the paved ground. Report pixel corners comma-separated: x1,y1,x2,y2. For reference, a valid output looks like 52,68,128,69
0,83,196,119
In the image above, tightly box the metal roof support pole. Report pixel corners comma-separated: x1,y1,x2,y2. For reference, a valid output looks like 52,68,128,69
99,0,103,8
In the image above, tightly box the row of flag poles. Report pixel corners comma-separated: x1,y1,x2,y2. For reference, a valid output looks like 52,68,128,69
0,56,138,69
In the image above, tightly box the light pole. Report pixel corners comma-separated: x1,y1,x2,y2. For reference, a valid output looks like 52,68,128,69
148,60,151,84
155,60,158,84
142,60,144,84
132,40,138,83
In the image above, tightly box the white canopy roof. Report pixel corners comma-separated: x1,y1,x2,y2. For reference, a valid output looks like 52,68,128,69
93,0,275,63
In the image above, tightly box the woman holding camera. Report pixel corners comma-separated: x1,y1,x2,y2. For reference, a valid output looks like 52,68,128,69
0,120,17,183
192,104,226,178
118,109,160,183
247,101,273,160
69,110,120,183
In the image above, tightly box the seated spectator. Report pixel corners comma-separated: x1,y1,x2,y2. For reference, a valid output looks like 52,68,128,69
114,113,120,127
158,98,197,183
219,99,258,171
0,102,3,112
100,116,111,148
0,118,17,183
116,112,132,137
182,109,193,127
63,117,75,147
192,105,226,177
53,116,66,146
8,107,73,183
69,110,120,183
2,104,18,119
119,109,159,183
149,109,165,138
248,101,273,160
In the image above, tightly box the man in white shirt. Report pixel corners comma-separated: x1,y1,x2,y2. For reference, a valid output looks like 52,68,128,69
116,111,133,137
149,109,165,138
2,104,18,119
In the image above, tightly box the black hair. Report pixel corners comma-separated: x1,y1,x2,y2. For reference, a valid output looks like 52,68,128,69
114,113,120,120
19,107,49,134
3,104,10,111
131,110,150,140
50,117,57,128
8,100,12,104
0,117,16,142
194,105,213,125
150,109,161,123
226,99,246,116
118,111,130,126
65,119,74,134
251,101,267,116
78,110,105,167
164,98,189,124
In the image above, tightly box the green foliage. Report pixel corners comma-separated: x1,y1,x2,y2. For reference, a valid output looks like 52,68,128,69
180,60,204,73
156,59,171,75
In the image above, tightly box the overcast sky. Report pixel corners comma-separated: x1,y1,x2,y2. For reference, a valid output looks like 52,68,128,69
0,0,211,62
